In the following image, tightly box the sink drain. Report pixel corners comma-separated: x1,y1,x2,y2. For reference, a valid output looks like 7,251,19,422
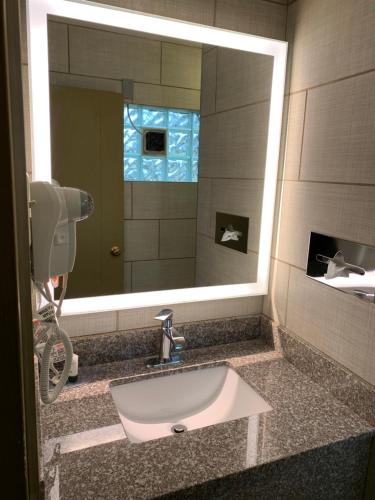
171,424,187,434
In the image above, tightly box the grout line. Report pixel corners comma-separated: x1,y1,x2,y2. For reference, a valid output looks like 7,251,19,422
214,48,218,114
199,176,264,181
297,90,308,180
288,67,375,96
281,178,375,188
283,262,292,328
201,97,270,119
123,217,197,221
130,182,133,219
262,0,289,6
67,25,71,73
52,19,201,49
50,70,200,92
213,0,217,26
158,220,161,259
159,41,163,85
126,257,196,263
270,256,305,272
202,46,216,55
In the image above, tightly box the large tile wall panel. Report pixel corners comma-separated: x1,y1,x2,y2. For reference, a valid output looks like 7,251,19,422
21,65,32,176
132,182,197,219
131,258,195,292
210,179,264,253
69,26,161,83
200,49,217,117
93,0,216,25
123,182,132,219
279,92,306,181
196,178,212,237
50,72,122,94
287,267,375,386
216,49,273,112
160,219,196,259
263,258,290,326
300,72,375,184
20,0,27,64
277,181,375,270
195,235,258,287
60,312,117,337
199,102,270,180
117,296,262,330
287,0,375,92
124,262,132,293
215,0,286,40
133,83,200,110
48,22,69,73
124,220,159,261
161,43,202,90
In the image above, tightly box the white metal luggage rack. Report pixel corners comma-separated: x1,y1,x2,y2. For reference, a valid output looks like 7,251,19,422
26,0,287,315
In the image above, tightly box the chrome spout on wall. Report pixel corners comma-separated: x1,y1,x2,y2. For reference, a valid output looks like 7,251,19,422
307,232,375,304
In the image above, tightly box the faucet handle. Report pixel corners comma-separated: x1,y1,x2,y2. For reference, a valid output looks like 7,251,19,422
170,327,185,351
154,309,173,322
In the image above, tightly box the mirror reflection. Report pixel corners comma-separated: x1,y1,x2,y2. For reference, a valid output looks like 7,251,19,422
48,18,273,298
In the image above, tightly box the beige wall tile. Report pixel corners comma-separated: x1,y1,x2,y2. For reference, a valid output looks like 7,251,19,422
160,219,196,259
132,258,195,292
196,177,212,237
50,72,122,94
117,295,262,330
210,179,264,253
199,102,270,180
21,65,32,176
20,0,28,64
60,312,117,337
262,258,290,326
200,49,217,117
69,26,161,83
287,0,375,92
300,73,375,184
48,22,69,72
216,49,273,112
123,182,132,219
195,234,258,286
124,262,132,292
279,91,306,181
276,181,375,269
215,0,287,40
93,0,216,25
132,182,197,219
124,220,159,261
161,43,202,90
134,83,200,110
286,267,375,386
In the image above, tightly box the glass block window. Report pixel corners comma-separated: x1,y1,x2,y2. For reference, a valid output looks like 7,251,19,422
124,105,200,182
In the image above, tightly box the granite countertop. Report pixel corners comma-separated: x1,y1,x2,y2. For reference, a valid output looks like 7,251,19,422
41,338,374,499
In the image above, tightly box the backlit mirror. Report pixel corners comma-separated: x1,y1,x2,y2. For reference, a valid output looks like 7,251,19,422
27,0,287,311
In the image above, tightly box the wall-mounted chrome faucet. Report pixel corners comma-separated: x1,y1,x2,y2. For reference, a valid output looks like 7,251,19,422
147,309,185,368
316,251,365,279
307,232,375,304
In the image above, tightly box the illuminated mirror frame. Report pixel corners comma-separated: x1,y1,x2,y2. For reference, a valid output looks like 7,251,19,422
27,0,287,315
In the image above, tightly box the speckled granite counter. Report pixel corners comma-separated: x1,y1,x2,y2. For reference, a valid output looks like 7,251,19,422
41,328,374,500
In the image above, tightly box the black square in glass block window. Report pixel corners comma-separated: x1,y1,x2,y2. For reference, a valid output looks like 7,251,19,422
143,129,167,155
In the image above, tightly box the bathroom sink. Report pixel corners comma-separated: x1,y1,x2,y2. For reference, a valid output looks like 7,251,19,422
110,365,272,443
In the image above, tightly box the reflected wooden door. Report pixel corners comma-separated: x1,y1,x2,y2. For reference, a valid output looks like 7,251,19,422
50,86,123,298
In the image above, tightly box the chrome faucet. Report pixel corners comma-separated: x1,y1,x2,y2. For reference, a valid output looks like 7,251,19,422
147,309,185,368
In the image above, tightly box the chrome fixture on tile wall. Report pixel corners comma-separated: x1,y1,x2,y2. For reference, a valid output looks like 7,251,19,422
306,232,375,304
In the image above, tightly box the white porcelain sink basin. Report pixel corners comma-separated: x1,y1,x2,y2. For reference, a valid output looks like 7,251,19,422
110,365,272,443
